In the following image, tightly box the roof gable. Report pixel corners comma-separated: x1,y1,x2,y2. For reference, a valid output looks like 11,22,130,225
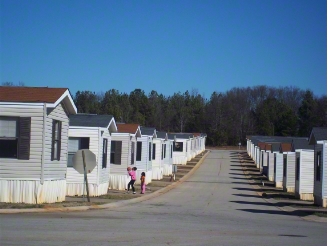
117,123,141,136
280,143,292,153
309,127,327,144
0,86,77,114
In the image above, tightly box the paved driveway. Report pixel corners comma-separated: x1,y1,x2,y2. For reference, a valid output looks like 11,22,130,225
0,150,326,246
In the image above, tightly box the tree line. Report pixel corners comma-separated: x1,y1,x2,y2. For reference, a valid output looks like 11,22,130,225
2,82,326,146
73,86,326,146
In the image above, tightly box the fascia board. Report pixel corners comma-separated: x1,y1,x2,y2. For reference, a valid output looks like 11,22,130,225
107,118,118,133
0,102,44,107
49,89,77,114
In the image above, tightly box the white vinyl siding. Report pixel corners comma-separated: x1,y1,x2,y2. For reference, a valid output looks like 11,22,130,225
295,150,314,197
135,136,149,171
274,153,283,187
66,126,111,196
43,103,69,180
283,152,296,192
0,106,43,179
267,152,275,181
152,139,163,169
172,139,187,162
110,134,133,175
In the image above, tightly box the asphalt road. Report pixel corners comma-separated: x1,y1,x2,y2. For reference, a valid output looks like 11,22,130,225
0,150,326,246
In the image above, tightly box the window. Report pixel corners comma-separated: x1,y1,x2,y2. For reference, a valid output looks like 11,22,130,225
316,151,321,181
152,143,156,160
149,142,151,161
110,141,122,164
136,142,142,161
186,142,188,152
67,137,90,167
0,117,31,159
283,157,287,177
171,144,173,158
102,139,108,168
131,142,135,165
173,142,183,152
296,157,300,181
51,120,62,161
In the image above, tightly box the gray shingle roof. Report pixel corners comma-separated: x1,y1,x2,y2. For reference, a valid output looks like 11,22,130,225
156,131,167,139
140,127,156,136
250,136,307,146
292,138,313,150
168,133,193,140
69,114,114,128
310,127,327,143
271,143,281,152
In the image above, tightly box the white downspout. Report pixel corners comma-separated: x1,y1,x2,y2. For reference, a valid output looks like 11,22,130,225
41,103,46,184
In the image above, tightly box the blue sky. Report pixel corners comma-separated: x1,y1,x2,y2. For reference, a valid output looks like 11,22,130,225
0,0,326,98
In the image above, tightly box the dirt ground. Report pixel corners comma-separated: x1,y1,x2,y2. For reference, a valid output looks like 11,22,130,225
0,152,207,209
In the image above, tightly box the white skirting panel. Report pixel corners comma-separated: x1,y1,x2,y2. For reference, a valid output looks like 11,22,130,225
163,164,172,176
152,167,163,180
108,174,129,190
66,182,109,196
0,179,66,204
187,154,192,161
145,170,152,184
173,156,187,165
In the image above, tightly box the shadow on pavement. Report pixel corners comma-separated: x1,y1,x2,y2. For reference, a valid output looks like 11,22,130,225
233,194,262,199
237,208,326,218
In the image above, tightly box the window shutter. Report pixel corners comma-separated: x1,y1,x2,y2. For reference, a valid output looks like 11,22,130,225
131,142,135,164
18,117,31,160
102,138,108,168
51,120,55,161
57,121,62,161
152,143,156,160
115,141,122,164
80,137,90,149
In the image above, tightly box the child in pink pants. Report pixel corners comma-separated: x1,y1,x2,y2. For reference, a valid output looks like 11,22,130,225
140,172,146,194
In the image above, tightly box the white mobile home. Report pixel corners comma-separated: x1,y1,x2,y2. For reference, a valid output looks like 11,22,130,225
274,152,284,188
168,133,193,165
309,127,327,207
291,138,314,201
157,131,173,176
137,127,155,184
0,87,77,203
295,150,314,201
109,124,141,190
66,114,117,196
283,152,296,193
267,143,280,181
200,133,207,152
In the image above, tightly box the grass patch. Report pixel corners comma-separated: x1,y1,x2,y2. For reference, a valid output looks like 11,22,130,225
0,203,46,209
313,212,327,217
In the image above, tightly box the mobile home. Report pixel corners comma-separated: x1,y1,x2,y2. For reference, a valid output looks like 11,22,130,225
0,87,77,203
